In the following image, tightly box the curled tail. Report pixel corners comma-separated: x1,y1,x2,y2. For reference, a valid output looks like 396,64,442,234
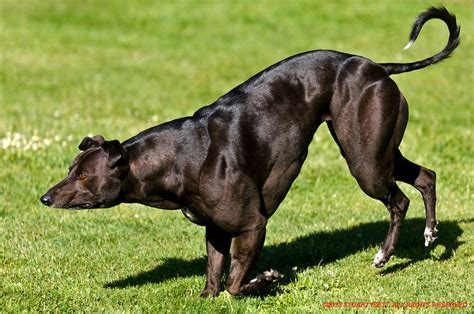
381,7,460,75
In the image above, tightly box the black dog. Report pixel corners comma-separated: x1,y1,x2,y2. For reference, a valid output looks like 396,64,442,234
41,7,459,297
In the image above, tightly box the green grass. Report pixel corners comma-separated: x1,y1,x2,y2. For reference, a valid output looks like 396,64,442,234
1,0,473,312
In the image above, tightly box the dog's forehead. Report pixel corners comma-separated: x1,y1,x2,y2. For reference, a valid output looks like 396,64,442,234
70,147,105,170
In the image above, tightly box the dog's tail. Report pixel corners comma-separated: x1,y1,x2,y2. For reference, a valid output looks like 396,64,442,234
381,6,460,75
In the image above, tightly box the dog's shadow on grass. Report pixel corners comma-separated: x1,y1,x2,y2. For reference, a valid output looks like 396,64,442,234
105,218,465,292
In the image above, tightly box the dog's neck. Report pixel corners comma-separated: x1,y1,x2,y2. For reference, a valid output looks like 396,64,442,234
119,133,193,210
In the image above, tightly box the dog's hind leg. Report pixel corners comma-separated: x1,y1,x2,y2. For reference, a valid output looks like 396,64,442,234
373,184,410,267
329,69,415,267
394,150,438,247
346,161,411,268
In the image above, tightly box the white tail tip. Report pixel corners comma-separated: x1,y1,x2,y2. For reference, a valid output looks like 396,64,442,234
403,40,415,50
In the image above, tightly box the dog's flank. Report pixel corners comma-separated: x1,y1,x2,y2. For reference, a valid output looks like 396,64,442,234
41,7,459,297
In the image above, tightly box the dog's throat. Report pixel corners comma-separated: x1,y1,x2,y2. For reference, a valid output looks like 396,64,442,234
181,207,205,225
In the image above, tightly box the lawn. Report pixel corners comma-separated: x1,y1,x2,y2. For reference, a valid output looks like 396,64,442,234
1,0,472,312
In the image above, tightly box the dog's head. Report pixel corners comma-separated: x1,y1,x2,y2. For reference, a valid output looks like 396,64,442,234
40,135,129,209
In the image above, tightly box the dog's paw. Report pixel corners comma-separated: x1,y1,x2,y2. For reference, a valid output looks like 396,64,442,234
261,269,283,283
248,269,283,285
200,287,220,298
239,269,283,295
372,249,390,268
424,221,439,247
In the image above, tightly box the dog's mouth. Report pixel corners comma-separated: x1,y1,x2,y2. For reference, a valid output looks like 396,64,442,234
65,202,94,210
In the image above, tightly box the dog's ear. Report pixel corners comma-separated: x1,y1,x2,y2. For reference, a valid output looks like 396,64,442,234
78,135,106,151
102,140,128,168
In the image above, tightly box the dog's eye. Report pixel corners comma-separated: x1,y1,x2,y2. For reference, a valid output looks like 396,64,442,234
78,173,87,180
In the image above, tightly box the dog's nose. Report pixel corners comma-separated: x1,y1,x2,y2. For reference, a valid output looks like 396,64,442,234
40,194,52,206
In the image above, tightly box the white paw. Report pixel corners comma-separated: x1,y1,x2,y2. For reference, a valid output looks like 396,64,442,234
424,221,439,247
263,269,283,282
373,249,387,268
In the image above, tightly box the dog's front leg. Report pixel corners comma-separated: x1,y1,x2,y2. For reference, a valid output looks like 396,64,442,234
225,226,266,296
201,226,231,298
225,223,282,295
